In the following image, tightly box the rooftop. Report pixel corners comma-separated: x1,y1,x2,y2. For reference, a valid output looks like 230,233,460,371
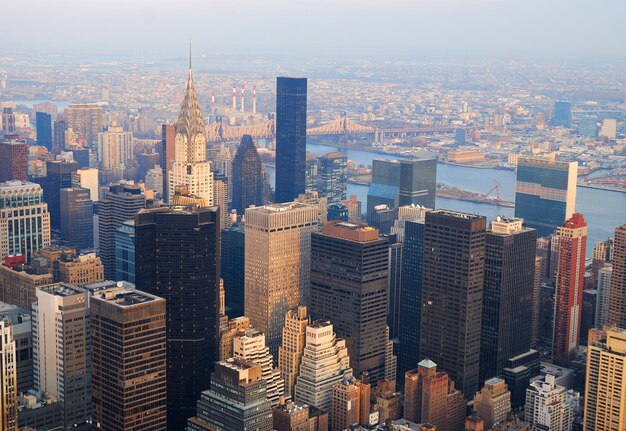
40,283,85,297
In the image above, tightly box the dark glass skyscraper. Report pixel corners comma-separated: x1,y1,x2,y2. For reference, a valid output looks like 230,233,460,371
397,219,425,378
135,205,220,430
41,159,79,231
231,134,264,214
53,119,67,149
36,112,52,150
479,217,537,381
318,152,347,203
275,77,307,203
60,187,93,251
221,222,245,319
552,101,572,128
367,158,436,224
514,156,577,237
420,210,486,398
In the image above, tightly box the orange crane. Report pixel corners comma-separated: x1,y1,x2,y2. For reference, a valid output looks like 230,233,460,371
485,180,502,202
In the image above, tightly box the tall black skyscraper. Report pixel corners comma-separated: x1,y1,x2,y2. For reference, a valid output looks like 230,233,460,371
275,77,307,203
479,217,537,381
53,119,67,149
231,134,264,214
40,159,78,230
221,221,245,319
36,112,52,150
60,187,94,250
397,219,425,378
420,210,486,398
135,205,220,430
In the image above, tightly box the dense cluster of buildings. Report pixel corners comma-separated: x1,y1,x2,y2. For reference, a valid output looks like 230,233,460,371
0,54,624,431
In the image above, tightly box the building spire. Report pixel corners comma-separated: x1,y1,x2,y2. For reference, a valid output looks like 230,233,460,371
189,39,192,70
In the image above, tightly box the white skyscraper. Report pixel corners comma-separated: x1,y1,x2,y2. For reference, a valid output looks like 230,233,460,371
525,374,574,431
97,126,133,181
294,320,353,413
0,318,17,431
168,52,213,205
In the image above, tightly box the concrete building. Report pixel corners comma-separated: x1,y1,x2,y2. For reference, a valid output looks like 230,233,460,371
65,103,103,150
473,378,511,429
0,181,50,261
244,203,318,357
272,400,328,431
525,374,573,431
583,328,626,431
219,316,251,361
310,221,394,384
0,140,28,182
0,318,17,431
90,283,167,431
55,250,104,287
279,306,310,398
72,168,99,202
233,328,286,406
599,118,618,139
294,320,353,413
608,225,626,329
97,126,133,181
332,376,370,431
114,220,135,283
187,358,273,431
32,284,91,429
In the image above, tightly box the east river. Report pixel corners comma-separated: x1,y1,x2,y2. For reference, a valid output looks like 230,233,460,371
269,142,626,256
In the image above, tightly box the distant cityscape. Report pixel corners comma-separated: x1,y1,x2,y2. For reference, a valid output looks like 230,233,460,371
0,46,625,431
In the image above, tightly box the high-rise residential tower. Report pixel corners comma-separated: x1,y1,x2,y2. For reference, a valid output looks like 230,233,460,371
35,112,52,150
420,210,486,398
514,156,577,237
90,283,167,431
318,152,347,203
244,203,318,357
278,306,310,398
0,140,27,182
135,205,220,429
552,214,587,366
232,134,264,214
160,124,176,202
310,221,393,384
480,217,537,381
65,103,103,150
596,266,612,328
97,126,133,182
525,374,573,431
32,284,91,429
608,225,626,328
0,181,50,261
98,182,145,280
275,77,307,203
168,54,213,205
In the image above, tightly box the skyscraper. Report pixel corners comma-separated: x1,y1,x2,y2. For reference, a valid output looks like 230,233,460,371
98,183,145,280
41,159,78,231
90,283,167,431
244,203,318,357
0,181,50,261
53,119,67,149
232,134,264,214
367,158,437,223
35,112,52,150
60,187,93,250
279,306,310,398
293,320,353,413
584,328,626,431
0,140,27,182
114,220,135,283
596,266,612,328
552,214,587,366
187,359,273,431
525,375,573,431
135,205,220,429
608,225,626,328
552,101,572,128
420,210,486,398
331,377,361,431
221,222,245,318
97,126,133,182
318,152,347,203
514,156,577,237
168,55,213,205
310,221,393,384
275,77,307,203
480,217,537,381
32,284,91,429
160,124,176,202
65,103,103,150
72,168,99,202
0,318,17,431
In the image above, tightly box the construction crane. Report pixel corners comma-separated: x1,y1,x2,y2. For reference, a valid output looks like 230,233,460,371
485,180,502,202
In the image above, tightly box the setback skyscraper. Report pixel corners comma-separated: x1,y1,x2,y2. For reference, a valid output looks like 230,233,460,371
275,77,307,203
135,205,220,429
480,217,537,381
310,221,393,384
231,134,264,214
420,210,486,398
514,156,577,237
608,225,626,328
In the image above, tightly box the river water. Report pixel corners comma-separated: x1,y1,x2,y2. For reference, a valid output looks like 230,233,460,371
269,143,626,255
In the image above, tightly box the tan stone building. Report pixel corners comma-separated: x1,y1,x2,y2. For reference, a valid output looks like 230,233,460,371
279,306,310,398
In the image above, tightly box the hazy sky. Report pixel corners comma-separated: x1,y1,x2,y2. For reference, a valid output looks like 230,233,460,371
4,0,625,61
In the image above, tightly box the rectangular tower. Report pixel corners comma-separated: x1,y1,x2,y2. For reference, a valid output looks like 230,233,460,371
420,210,486,398
244,203,318,357
514,156,577,237
310,221,391,383
0,318,17,431
608,225,626,328
90,283,167,431
0,140,27,182
60,187,93,251
43,159,79,231
65,103,103,150
35,112,52,150
318,152,348,204
275,77,307,203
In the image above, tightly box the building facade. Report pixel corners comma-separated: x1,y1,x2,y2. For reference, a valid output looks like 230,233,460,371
59,187,93,250
35,112,52,150
608,225,626,329
65,103,103,150
0,318,17,431
97,126,133,181
279,306,310,398
525,375,573,431
231,134,264,214
40,159,78,231
221,222,245,318
318,152,347,204
0,140,28,182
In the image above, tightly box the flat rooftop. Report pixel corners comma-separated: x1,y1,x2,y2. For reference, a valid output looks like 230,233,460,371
40,283,85,297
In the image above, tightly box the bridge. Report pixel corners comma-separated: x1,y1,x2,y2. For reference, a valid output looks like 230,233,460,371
205,112,458,144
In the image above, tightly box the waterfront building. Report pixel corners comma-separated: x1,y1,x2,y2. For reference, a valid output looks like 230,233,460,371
135,205,220,429
244,203,318,357
420,210,486,398
275,77,307,203
0,181,50,261
514,156,577,237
